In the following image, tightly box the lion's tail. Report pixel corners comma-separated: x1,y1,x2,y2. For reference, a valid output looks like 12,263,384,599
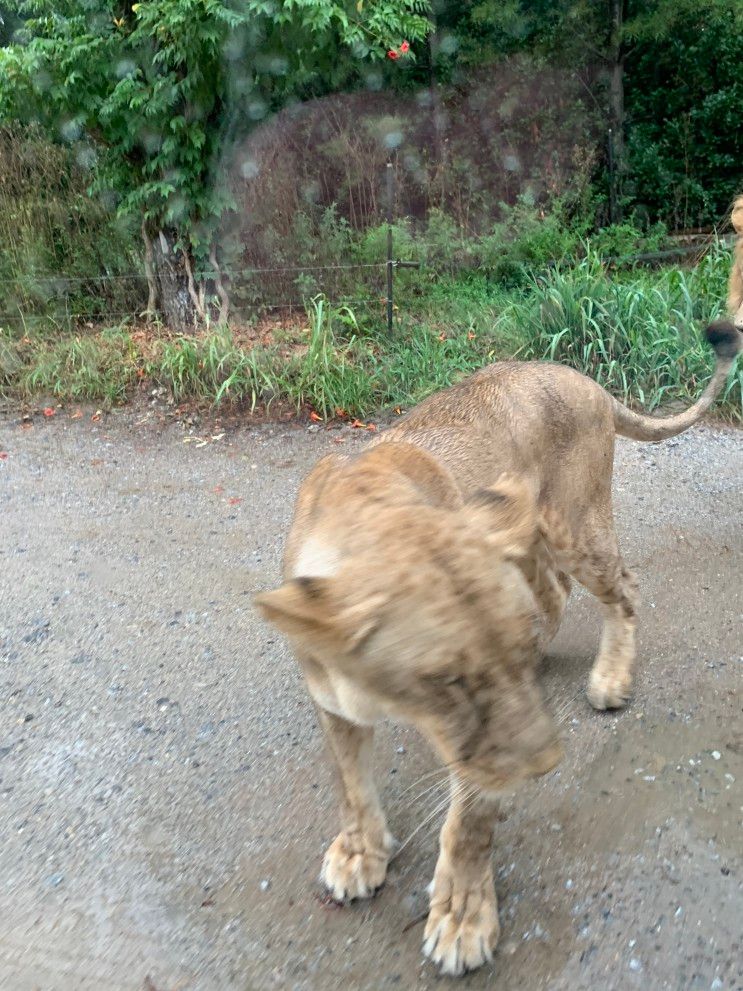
611,321,741,442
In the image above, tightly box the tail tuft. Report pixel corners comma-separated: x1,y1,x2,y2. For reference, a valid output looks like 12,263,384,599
705,320,741,361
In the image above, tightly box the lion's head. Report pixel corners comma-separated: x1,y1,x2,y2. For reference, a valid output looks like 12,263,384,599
256,474,563,795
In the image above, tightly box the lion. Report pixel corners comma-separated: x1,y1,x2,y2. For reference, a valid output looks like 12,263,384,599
728,195,743,328
256,319,741,976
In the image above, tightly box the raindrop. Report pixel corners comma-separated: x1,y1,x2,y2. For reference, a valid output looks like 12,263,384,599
115,59,137,80
60,119,82,143
438,34,459,56
76,146,97,170
247,100,267,121
240,159,260,180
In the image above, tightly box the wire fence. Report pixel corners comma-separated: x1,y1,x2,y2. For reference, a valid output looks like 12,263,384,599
0,230,734,330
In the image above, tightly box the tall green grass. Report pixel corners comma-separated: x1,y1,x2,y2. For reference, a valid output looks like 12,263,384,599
503,246,740,415
4,246,740,423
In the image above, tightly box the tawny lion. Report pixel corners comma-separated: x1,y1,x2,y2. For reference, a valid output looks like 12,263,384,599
728,195,743,329
256,317,740,976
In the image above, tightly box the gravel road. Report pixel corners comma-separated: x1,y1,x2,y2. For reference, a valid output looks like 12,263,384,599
0,406,741,991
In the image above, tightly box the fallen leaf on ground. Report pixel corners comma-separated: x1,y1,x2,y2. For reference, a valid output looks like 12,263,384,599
467,331,476,340
0,452,8,460
438,332,447,342
227,497,242,506
213,485,224,495
350,419,366,429
366,423,377,432
309,411,322,422
90,459,103,467
91,410,102,422
43,407,56,417
70,409,83,420
211,433,225,441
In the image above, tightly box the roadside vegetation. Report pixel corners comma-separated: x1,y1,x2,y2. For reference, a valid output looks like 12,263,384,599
2,242,739,422
1,0,741,422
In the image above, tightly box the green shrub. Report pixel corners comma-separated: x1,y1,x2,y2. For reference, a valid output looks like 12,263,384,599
476,195,584,286
0,124,143,335
499,246,740,416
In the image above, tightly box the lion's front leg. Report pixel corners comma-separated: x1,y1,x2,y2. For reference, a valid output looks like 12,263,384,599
423,783,500,976
316,706,394,901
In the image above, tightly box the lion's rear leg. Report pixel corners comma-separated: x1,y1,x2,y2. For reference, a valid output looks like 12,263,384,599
572,517,639,710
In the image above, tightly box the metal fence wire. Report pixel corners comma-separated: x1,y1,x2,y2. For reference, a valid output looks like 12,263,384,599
0,161,735,330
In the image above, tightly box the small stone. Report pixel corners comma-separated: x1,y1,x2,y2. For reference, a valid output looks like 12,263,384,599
710,980,723,991
629,958,642,972
711,751,721,761
565,879,574,890
260,879,271,892
396,746,405,754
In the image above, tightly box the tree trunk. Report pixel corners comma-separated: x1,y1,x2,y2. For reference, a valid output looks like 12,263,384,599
141,220,158,320
142,225,231,332
608,0,625,223
151,228,200,333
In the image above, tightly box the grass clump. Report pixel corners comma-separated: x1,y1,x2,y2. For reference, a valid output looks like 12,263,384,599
15,327,141,404
3,243,740,424
505,246,740,415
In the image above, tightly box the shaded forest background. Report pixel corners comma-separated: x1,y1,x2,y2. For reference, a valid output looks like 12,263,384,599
0,0,741,327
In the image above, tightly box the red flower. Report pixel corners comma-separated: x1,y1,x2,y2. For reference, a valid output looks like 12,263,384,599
43,407,56,417
400,40,410,53
387,49,399,60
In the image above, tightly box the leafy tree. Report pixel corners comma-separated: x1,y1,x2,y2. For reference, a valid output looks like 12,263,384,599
0,0,430,328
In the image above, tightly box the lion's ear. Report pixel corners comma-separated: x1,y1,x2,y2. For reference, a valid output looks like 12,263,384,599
732,196,743,234
255,577,386,654
466,474,538,558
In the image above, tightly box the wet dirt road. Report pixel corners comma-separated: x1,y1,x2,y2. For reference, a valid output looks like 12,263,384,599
0,409,741,991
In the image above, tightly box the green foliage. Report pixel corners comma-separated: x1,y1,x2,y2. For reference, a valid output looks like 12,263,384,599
477,196,583,286
0,0,431,258
16,326,139,402
0,124,142,331
501,245,740,414
7,246,739,423
625,3,743,228
586,221,668,259
408,0,743,228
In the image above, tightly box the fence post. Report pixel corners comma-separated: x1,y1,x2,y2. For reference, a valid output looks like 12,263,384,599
386,161,394,335
607,128,617,225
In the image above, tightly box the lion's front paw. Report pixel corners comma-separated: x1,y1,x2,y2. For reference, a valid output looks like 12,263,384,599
587,666,633,710
422,875,500,976
320,829,393,901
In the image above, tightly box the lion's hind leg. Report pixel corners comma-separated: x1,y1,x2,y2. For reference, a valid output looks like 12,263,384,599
572,512,639,710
